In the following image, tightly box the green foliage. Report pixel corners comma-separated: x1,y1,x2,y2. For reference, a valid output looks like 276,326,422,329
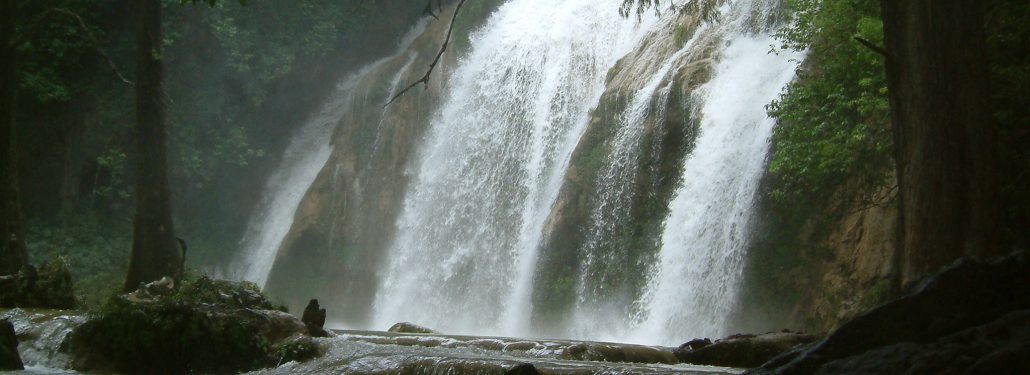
26,216,131,308
621,0,720,23
766,0,892,217
986,0,1030,250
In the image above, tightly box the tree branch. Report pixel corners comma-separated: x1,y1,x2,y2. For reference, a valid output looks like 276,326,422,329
854,36,888,57
20,8,134,86
385,0,469,107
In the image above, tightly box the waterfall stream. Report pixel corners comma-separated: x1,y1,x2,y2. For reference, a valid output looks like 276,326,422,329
371,0,657,336
236,0,801,346
231,21,429,288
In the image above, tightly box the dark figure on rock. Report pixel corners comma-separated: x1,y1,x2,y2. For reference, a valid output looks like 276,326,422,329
302,299,328,337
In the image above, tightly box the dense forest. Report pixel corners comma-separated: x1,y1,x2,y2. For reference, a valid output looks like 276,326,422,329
0,0,1028,373
3,0,429,306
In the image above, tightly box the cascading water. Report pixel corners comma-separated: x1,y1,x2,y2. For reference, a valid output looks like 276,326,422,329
547,0,805,345
230,80,344,288
231,21,428,288
239,0,802,346
371,0,657,336
626,3,803,345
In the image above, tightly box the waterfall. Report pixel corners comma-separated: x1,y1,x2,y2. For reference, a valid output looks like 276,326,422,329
371,0,657,336
238,0,802,345
231,21,429,288
626,4,803,345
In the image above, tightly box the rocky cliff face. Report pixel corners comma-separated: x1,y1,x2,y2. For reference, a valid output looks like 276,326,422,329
734,178,898,334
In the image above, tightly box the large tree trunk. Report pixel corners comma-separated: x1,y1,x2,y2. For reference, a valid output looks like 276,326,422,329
0,0,28,276
880,0,999,287
124,0,181,291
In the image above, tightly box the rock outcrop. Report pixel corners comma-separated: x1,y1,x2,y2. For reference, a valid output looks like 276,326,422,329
0,319,22,370
750,251,1030,374
674,331,819,368
71,277,315,374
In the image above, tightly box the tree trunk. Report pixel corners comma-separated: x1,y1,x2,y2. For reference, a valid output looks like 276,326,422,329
0,0,28,276
124,0,181,292
880,0,999,287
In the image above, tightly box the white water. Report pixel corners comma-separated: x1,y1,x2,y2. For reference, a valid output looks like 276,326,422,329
370,0,799,344
628,6,803,344
237,0,801,346
231,21,429,288
371,0,657,336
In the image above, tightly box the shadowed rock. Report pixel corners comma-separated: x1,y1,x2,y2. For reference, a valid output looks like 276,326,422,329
750,251,1030,374
675,331,819,368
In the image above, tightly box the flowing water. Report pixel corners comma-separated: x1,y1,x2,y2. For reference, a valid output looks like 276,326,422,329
236,0,802,347
231,21,429,288
370,0,658,336
630,31,803,345
251,330,741,375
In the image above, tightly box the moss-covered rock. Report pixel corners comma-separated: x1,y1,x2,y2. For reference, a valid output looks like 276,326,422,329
274,336,326,365
70,277,310,374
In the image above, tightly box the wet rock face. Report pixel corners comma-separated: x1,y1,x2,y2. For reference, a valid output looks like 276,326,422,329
674,332,819,368
388,322,439,334
751,251,1030,374
812,310,1030,374
0,319,23,370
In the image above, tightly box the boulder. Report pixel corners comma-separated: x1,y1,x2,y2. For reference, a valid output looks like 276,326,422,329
70,277,312,374
0,319,23,370
301,299,329,337
387,322,439,334
674,331,819,368
750,251,1030,374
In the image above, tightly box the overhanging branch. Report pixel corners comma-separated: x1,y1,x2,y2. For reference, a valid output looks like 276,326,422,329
20,8,135,86
385,0,469,107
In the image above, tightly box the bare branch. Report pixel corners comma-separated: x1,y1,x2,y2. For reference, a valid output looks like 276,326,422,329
20,8,134,86
854,36,888,57
846,183,899,215
385,0,469,107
